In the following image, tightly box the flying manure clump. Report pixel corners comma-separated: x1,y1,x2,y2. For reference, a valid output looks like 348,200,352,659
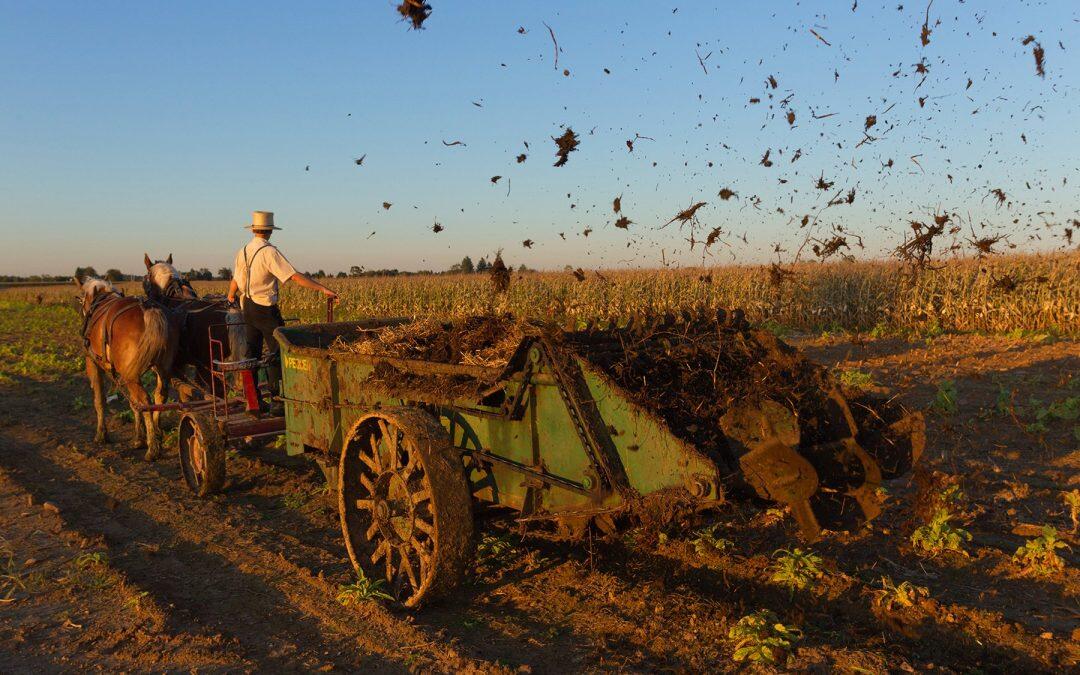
397,0,432,30
553,128,580,167
489,251,510,293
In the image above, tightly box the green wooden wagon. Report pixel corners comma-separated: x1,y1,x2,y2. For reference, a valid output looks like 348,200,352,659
176,316,923,607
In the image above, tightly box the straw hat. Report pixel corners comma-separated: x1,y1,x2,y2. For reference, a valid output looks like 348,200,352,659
245,211,281,231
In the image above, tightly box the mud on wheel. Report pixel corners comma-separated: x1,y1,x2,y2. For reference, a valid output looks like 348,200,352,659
177,412,226,497
338,408,474,608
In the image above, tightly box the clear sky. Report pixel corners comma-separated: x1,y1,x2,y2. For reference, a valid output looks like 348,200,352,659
1,1,1076,276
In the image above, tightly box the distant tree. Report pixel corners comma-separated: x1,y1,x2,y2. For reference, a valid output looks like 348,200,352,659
349,265,363,278
460,256,475,274
217,267,232,281
518,264,528,273
335,271,347,278
104,269,125,282
75,266,98,280
184,268,213,281
316,269,326,278
476,257,490,272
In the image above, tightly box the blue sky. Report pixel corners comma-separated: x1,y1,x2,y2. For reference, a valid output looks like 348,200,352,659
0,1,1076,275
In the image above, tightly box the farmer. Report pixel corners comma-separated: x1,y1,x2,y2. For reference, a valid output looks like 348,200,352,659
227,211,337,414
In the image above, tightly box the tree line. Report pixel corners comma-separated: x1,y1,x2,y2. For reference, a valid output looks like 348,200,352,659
5,256,531,284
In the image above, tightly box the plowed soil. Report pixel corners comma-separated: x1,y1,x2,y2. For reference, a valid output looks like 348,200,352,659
1,325,1077,672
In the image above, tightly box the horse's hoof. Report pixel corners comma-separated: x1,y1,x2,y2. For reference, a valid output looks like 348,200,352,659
130,439,147,451
94,433,109,444
143,448,160,462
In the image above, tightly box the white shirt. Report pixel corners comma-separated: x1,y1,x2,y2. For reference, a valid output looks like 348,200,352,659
233,237,297,307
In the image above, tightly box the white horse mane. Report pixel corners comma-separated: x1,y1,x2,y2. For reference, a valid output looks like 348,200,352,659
83,276,114,297
148,262,182,290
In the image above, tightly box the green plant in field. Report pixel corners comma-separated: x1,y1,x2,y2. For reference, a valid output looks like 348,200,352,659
124,590,150,612
1025,396,1079,434
336,571,392,605
758,319,791,337
872,576,929,611
1013,525,1070,577
911,508,971,557
728,609,802,664
994,381,1017,417
476,533,516,567
1064,490,1080,533
867,321,890,339
932,380,958,416
770,548,824,592
63,552,113,590
72,396,88,411
0,538,26,603
837,369,875,390
280,490,308,510
74,552,108,568
689,524,734,556
116,409,134,423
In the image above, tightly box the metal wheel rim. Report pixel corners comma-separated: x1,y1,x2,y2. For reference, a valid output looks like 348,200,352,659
343,417,437,604
180,418,207,489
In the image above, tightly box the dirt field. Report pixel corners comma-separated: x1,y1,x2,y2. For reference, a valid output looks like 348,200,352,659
1,302,1077,672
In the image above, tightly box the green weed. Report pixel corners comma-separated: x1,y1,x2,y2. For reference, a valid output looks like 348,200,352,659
872,576,929,611
476,533,516,567
281,490,309,510
1025,396,1079,434
124,590,150,612
336,570,392,605
728,609,802,665
867,321,890,339
758,319,791,338
910,508,971,557
689,524,734,556
1013,525,1070,577
837,369,875,390
1064,490,1080,533
932,380,958,416
770,548,824,592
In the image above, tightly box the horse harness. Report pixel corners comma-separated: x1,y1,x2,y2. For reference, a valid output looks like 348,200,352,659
81,292,144,378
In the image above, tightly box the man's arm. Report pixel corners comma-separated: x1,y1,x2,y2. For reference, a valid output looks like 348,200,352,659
288,272,338,300
226,278,240,303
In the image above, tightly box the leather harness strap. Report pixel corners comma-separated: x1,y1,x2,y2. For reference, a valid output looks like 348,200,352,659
82,293,142,378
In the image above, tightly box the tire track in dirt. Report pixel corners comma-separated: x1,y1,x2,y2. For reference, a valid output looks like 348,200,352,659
0,424,484,672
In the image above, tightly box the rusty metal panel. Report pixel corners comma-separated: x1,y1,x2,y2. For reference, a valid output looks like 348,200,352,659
577,362,723,499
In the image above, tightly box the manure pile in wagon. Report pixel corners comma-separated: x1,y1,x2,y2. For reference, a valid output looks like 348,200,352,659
330,310,923,535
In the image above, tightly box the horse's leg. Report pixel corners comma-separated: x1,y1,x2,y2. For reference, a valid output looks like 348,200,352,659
128,386,146,450
86,357,109,444
124,379,159,460
151,367,168,438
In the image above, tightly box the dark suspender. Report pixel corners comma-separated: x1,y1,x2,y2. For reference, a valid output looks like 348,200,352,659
242,243,272,302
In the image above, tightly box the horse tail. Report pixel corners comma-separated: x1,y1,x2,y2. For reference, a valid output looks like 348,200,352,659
124,305,174,381
226,305,247,360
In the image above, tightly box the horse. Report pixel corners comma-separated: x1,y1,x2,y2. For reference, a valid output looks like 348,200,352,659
75,275,178,460
142,254,246,397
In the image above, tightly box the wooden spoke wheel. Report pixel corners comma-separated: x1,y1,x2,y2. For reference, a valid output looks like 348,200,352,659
339,408,473,608
178,412,226,497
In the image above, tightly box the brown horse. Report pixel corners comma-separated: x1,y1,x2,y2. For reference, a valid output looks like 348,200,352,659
76,276,178,459
143,254,245,395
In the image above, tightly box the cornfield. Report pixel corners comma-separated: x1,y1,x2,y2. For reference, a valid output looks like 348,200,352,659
7,253,1078,335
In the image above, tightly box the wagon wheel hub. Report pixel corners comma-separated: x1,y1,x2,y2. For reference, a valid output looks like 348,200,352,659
372,471,416,544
